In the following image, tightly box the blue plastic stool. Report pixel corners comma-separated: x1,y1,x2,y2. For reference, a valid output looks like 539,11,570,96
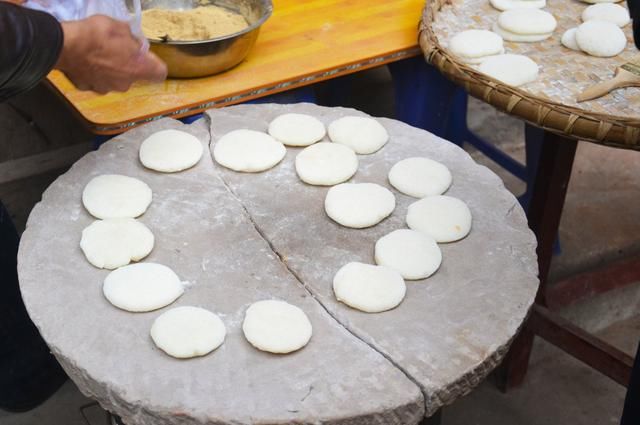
389,57,458,136
180,114,204,124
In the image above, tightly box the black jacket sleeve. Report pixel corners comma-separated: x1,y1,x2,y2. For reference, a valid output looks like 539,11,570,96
0,3,63,102
630,0,640,49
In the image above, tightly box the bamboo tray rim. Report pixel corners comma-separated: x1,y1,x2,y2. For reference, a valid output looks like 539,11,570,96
419,0,640,149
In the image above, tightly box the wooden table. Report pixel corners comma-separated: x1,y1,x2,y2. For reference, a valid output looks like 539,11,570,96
18,104,538,424
47,0,424,135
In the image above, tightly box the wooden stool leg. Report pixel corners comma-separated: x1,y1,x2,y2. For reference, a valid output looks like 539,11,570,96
528,134,578,301
498,132,578,391
498,327,536,391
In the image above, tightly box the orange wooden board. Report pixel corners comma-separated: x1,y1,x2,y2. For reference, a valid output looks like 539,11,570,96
47,0,424,134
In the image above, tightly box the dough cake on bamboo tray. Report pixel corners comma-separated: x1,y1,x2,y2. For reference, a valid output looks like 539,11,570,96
421,0,640,148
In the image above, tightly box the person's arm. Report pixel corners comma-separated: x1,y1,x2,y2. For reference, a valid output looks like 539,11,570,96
0,2,167,100
55,15,167,94
0,2,63,101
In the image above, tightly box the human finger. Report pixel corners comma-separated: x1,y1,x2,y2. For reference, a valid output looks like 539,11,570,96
133,52,168,82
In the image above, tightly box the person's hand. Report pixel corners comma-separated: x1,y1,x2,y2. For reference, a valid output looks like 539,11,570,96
56,15,167,94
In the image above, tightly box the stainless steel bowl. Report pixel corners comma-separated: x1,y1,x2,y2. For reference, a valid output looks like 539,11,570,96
130,0,272,78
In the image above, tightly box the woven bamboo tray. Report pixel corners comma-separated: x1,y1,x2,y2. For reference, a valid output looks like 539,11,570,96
420,0,640,148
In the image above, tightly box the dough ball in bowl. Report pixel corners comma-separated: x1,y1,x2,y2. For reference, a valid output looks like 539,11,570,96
576,20,627,57
139,129,204,173
268,113,326,147
328,116,389,154
213,129,286,172
242,300,312,354
333,262,406,313
151,306,226,359
82,174,152,219
325,183,396,228
478,54,539,87
449,29,504,64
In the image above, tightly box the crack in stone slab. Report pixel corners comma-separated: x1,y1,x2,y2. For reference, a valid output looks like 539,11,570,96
204,104,539,418
211,154,430,416
202,114,431,419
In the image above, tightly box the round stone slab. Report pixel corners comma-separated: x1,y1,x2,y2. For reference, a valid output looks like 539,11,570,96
18,119,424,425
206,103,538,416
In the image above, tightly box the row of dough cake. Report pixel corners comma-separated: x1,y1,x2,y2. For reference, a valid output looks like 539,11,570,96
206,113,473,314
76,128,314,359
